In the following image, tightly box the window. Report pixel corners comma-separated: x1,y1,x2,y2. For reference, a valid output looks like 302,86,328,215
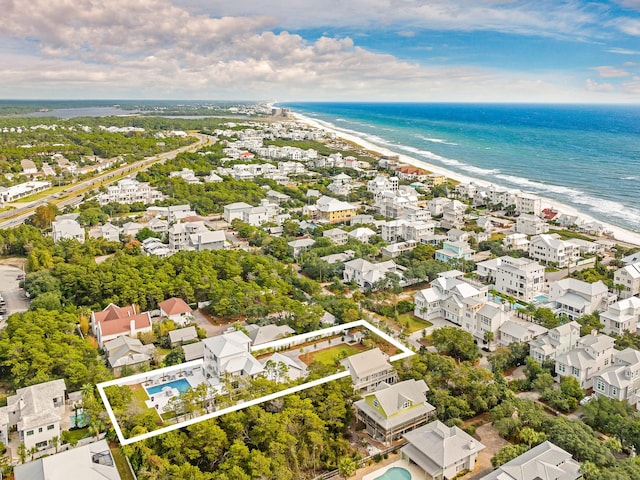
402,400,411,409
373,400,379,408
26,430,34,436
38,427,43,433
572,367,579,376
47,425,55,430
558,364,566,373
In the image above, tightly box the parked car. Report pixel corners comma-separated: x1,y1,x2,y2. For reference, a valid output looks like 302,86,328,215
580,394,596,405
16,273,25,280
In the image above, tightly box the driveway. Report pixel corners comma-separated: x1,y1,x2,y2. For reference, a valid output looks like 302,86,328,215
464,422,510,480
0,262,30,320
190,309,230,337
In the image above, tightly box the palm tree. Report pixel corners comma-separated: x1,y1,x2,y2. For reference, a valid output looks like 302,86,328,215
51,435,59,453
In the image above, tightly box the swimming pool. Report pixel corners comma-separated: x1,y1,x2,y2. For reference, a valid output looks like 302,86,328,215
146,378,191,396
534,294,548,303
70,411,89,428
374,467,412,480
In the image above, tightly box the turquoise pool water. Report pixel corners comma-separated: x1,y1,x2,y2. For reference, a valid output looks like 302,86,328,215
534,294,548,303
146,378,191,396
70,411,89,428
375,467,412,480
487,293,525,310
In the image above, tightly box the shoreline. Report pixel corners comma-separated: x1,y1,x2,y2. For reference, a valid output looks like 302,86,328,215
291,111,640,248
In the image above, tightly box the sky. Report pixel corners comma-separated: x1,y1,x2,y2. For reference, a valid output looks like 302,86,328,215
2,0,640,103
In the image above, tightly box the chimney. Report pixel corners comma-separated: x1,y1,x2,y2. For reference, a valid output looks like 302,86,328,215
468,440,476,451
130,319,136,336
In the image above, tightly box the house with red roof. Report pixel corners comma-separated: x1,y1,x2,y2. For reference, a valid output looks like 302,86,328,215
158,297,193,326
91,304,153,348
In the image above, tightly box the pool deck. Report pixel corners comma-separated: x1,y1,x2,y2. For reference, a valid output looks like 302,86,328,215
362,458,423,480
142,368,208,413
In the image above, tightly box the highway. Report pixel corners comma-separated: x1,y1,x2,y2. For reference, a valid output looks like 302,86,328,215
0,133,212,230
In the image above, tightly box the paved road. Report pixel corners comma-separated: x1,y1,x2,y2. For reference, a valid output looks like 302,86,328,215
0,133,213,229
0,264,30,320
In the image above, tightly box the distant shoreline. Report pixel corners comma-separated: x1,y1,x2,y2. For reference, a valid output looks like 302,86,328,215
291,111,640,248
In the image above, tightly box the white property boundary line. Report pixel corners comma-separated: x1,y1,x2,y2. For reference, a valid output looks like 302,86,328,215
97,320,414,445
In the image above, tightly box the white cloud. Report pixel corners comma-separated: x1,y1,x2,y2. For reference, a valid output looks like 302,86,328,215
397,31,416,37
620,76,640,94
607,47,640,55
585,78,615,92
612,18,640,36
591,66,630,77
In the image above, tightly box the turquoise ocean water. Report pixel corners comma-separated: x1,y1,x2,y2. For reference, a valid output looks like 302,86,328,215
282,103,640,233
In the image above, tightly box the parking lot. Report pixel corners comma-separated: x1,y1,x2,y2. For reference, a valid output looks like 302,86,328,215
0,263,30,319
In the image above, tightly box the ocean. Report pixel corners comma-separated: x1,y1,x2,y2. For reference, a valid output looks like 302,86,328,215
282,102,640,234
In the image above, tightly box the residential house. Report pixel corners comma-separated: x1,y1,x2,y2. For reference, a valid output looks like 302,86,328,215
548,278,612,321
555,332,616,389
529,321,581,364
401,420,486,480
622,252,640,266
105,335,155,375
205,171,223,183
350,214,375,226
243,202,279,226
515,213,549,235
141,237,172,257
121,221,144,238
167,221,208,251
1,379,66,450
502,233,530,251
414,271,487,326
367,175,399,195
183,342,205,362
427,197,451,217
464,301,511,351
266,190,290,204
614,262,640,299
515,192,542,216
52,218,85,243
169,168,200,184
327,173,354,196
287,237,315,258
343,258,402,290
434,240,475,264
601,296,640,335
323,228,349,245
190,230,226,251
314,195,357,224
14,439,122,480
260,353,306,382
342,348,398,392
480,441,581,480
497,320,548,349
168,326,198,347
158,297,193,326
88,222,121,243
375,188,420,218
447,228,470,243
529,234,580,268
440,200,466,230
476,256,546,302
223,202,253,223
96,178,164,205
396,165,429,182
21,159,38,175
593,348,640,405
202,331,264,380
348,227,377,244
381,241,417,259
245,324,295,346
90,303,153,348
355,379,435,445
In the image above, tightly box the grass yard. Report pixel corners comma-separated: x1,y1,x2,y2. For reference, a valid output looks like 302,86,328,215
300,343,365,366
130,383,153,413
110,444,136,480
396,313,433,334
62,426,90,444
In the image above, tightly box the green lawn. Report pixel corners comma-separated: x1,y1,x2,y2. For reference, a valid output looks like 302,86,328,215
397,313,433,334
62,427,90,444
301,343,364,365
111,445,136,480
130,384,153,413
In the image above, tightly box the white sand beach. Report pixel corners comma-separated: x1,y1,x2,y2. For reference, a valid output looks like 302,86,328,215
293,112,640,247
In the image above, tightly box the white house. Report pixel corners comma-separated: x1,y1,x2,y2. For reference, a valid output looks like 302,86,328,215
202,331,264,380
342,348,398,392
323,228,349,245
401,420,485,480
593,348,640,405
414,271,487,326
343,258,402,290
367,175,398,194
348,227,377,244
614,262,640,299
502,233,530,251
498,320,548,348
96,178,164,205
529,234,580,268
548,278,612,321
88,222,121,243
601,296,640,336
480,441,581,480
515,213,549,235
440,200,466,230
52,218,85,243
1,379,66,450
288,238,316,258
555,331,616,389
529,321,581,364
480,256,546,302
223,202,253,223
